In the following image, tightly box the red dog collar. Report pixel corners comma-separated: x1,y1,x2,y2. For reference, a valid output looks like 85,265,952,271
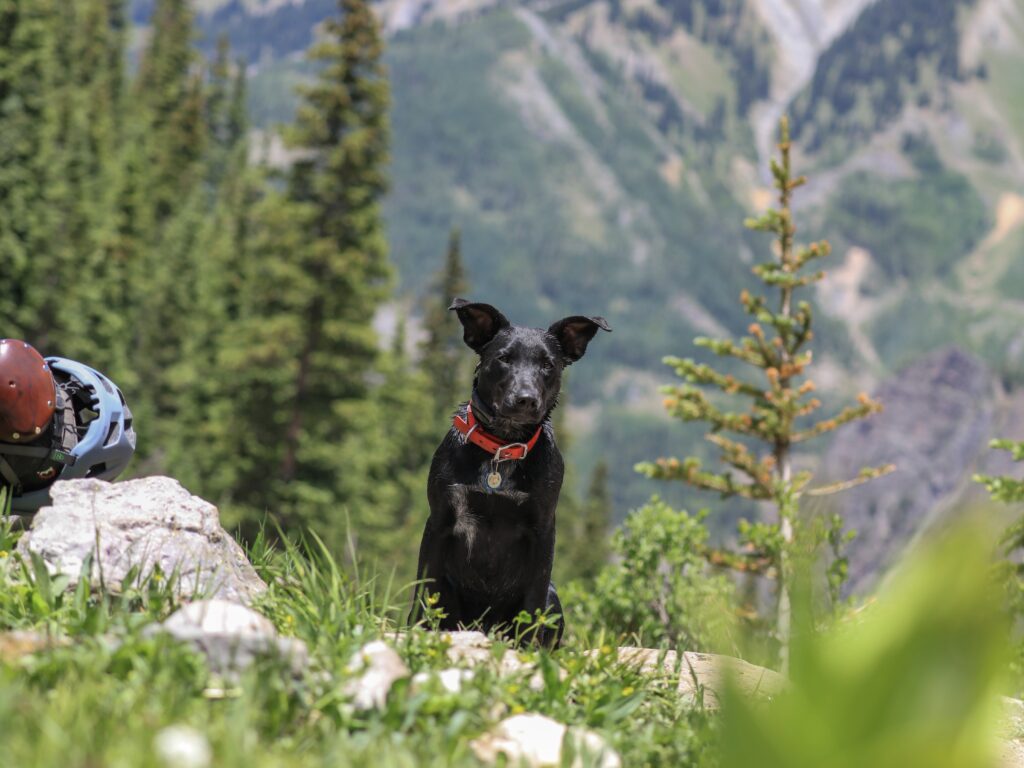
453,403,542,461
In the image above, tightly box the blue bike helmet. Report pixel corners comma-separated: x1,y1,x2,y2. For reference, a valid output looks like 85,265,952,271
10,357,136,512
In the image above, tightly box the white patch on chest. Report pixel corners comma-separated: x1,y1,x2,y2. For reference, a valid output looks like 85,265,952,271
449,481,530,557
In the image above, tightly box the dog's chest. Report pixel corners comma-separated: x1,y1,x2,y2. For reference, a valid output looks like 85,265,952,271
449,482,534,570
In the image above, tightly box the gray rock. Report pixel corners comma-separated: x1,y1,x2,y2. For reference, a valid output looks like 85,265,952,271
17,477,267,604
411,667,475,694
155,599,308,677
821,347,997,594
0,630,67,662
343,640,410,710
593,647,785,708
471,714,621,768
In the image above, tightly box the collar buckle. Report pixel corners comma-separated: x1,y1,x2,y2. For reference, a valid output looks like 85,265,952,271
494,442,529,463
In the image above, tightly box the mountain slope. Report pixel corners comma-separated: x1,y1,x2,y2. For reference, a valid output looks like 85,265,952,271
131,0,1024,523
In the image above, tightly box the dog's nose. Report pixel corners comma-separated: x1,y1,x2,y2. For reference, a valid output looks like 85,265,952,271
516,394,539,411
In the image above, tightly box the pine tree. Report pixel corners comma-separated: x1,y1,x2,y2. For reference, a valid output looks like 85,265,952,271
552,381,582,585
221,0,393,540
557,458,612,584
50,0,130,368
0,0,61,344
169,49,257,497
128,0,208,465
638,118,891,670
420,228,471,423
134,0,203,225
580,460,612,578
332,318,435,570
276,0,391,515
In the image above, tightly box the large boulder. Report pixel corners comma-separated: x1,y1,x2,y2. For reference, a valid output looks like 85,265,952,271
17,477,266,604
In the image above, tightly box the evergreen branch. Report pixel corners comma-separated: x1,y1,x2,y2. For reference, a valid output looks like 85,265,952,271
744,324,780,369
704,547,776,577
790,394,883,444
740,290,767,317
804,464,896,497
692,337,761,366
974,474,1024,504
636,458,772,500
705,433,775,488
661,387,772,439
795,397,823,417
991,439,1024,461
794,240,831,270
754,269,826,289
744,210,786,234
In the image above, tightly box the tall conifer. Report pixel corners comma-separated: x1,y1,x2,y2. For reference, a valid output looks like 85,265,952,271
0,0,60,343
51,0,130,367
420,228,470,423
223,0,392,537
278,0,391,502
134,0,203,224
129,0,208,462
638,118,891,669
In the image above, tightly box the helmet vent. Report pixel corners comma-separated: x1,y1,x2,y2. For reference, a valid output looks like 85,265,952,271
104,421,121,447
86,462,107,478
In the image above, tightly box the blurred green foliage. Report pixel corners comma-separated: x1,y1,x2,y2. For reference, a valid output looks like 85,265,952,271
721,525,1009,768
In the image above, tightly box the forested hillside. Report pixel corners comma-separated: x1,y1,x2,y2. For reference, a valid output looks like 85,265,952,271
0,0,448,579
132,0,1024,524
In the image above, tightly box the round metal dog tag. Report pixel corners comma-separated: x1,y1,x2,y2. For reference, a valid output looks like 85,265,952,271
486,470,503,489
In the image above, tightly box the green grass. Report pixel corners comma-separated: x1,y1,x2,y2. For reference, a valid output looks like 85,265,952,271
994,226,1024,301
0,524,720,767
2,500,1018,767
656,32,732,118
985,51,1024,153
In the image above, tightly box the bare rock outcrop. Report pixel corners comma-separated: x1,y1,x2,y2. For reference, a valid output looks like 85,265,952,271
17,477,267,605
822,347,997,594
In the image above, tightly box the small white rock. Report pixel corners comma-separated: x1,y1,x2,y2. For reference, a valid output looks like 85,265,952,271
344,640,410,710
471,713,620,768
163,600,276,637
412,667,475,694
154,725,212,768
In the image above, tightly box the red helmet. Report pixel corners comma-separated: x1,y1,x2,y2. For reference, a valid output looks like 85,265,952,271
0,339,56,443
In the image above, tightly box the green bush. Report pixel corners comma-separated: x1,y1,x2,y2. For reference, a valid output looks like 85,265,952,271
564,498,736,652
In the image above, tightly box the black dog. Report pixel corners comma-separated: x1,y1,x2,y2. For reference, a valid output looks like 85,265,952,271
410,299,610,647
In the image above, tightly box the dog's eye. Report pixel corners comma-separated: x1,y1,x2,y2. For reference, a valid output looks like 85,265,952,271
495,353,511,365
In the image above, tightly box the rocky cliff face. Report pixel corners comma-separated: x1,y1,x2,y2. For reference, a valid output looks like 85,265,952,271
822,347,1007,594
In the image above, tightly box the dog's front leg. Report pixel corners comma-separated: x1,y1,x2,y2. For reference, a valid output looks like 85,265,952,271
520,527,562,648
409,520,463,629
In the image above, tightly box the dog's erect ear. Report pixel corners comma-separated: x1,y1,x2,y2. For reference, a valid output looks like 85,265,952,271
547,315,612,364
449,298,511,353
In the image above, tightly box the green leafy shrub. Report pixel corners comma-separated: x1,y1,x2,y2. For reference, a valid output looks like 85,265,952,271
564,498,736,652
